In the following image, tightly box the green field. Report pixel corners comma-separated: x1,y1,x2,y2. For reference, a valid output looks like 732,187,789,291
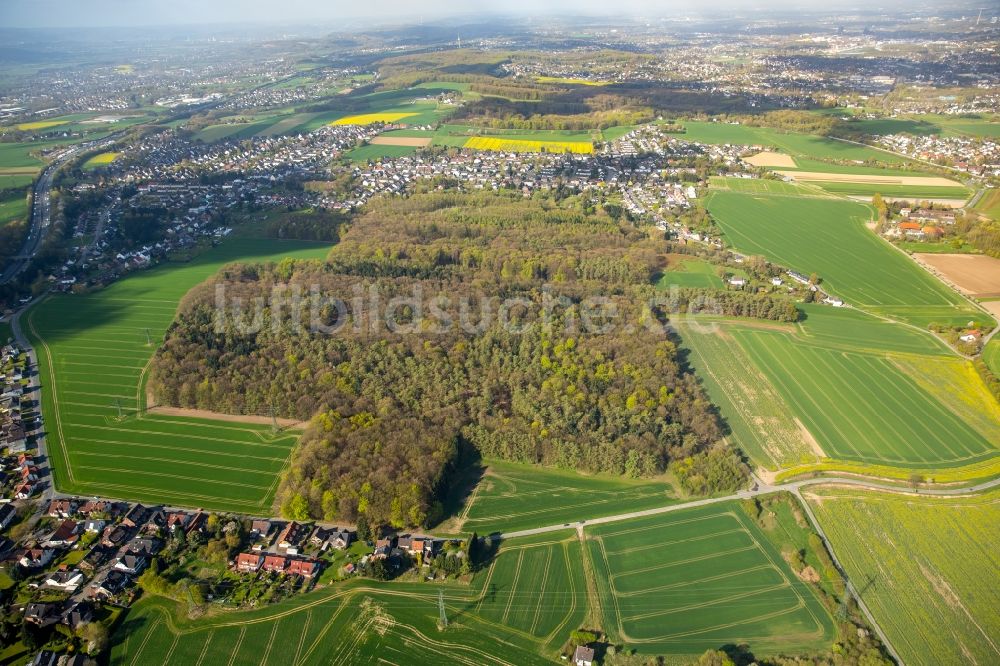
0,320,11,345
806,486,1000,666
344,143,419,162
0,191,28,227
704,190,988,327
984,335,1000,377
677,322,818,470
709,176,828,197
733,326,999,469
839,114,1000,138
679,121,908,164
587,502,834,655
27,238,332,512
457,460,674,534
110,534,585,665
807,180,970,200
677,303,1000,471
655,255,725,290
895,240,977,254
973,188,1000,221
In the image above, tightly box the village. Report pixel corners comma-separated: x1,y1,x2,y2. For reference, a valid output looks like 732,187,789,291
0,480,478,665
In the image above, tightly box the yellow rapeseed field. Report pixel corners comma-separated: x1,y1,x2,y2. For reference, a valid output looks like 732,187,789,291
83,152,121,169
330,112,417,125
15,120,69,131
464,137,593,154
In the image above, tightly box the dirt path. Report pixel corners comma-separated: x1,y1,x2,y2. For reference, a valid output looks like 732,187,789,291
143,401,307,429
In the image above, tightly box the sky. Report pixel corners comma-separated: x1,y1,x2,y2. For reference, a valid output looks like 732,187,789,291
0,0,930,29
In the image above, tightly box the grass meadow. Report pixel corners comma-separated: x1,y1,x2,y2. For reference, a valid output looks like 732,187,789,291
344,143,419,162
704,190,989,327
655,255,725,290
0,191,28,227
806,486,1000,666
587,502,834,655
457,460,675,534
27,238,332,513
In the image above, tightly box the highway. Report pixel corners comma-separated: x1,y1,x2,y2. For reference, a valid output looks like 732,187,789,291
0,135,119,286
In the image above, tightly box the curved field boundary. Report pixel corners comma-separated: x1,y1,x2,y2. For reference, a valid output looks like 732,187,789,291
586,504,833,653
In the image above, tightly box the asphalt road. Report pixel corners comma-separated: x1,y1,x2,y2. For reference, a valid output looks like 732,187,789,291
1,136,119,287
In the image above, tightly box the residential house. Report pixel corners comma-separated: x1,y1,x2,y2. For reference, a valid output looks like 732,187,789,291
276,521,304,553
126,536,162,557
573,645,595,666
165,512,190,532
101,525,130,549
44,570,85,593
29,651,59,666
46,499,78,519
61,601,94,632
24,602,61,627
960,330,982,344
308,526,354,551
19,548,55,569
44,519,80,548
89,570,130,600
0,503,16,531
78,547,111,573
250,519,271,537
113,553,147,575
121,503,150,528
83,519,106,534
236,552,263,572
15,481,37,499
262,554,287,573
287,558,319,578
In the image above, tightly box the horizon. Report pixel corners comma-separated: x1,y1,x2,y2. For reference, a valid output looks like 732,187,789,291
0,0,985,29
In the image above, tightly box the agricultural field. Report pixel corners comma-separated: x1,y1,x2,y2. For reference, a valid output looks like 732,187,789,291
463,136,593,154
838,113,1000,138
677,303,1000,472
15,120,68,131
26,238,333,513
735,326,999,469
704,190,989,327
972,188,1000,220
0,190,28,227
655,254,725,290
330,112,419,125
109,535,584,665
456,460,675,534
708,175,827,197
805,486,1000,666
678,121,909,164
677,323,817,470
470,534,588,651
587,502,834,655
773,170,970,200
82,151,121,170
343,143,419,162
912,253,1000,299
983,337,1000,377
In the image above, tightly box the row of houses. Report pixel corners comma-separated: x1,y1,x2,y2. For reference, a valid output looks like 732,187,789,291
1,344,28,456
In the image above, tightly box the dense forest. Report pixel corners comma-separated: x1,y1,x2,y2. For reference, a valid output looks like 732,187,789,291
149,192,775,527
